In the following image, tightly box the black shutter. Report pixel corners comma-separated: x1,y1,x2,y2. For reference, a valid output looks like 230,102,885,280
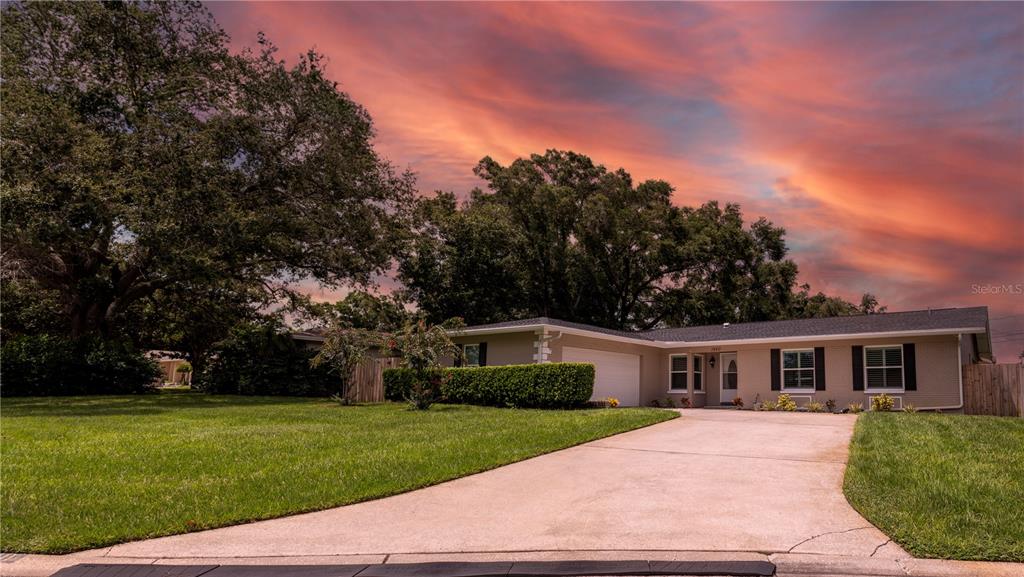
454,345,463,367
814,347,826,391
903,343,916,390
479,342,488,367
770,348,781,391
852,346,864,391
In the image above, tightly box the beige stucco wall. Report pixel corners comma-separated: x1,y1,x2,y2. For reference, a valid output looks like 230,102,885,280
447,331,537,367
446,328,965,410
670,334,963,410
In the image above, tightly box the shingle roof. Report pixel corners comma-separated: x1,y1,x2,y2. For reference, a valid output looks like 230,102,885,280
458,317,642,339
461,307,989,343
643,307,989,342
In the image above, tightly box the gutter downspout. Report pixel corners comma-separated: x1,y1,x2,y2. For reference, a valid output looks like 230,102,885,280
915,333,965,412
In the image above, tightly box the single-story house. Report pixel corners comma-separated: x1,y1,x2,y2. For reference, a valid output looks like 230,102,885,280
446,307,993,410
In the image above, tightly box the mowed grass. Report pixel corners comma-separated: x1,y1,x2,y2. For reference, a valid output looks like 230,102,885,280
1,392,676,553
844,412,1024,562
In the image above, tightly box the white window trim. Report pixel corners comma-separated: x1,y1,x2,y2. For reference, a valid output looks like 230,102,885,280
692,354,705,394
864,344,905,393
668,353,688,393
463,343,481,367
781,348,816,392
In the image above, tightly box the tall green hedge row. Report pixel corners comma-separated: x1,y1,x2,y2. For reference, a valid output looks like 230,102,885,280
1,335,161,396
383,362,595,408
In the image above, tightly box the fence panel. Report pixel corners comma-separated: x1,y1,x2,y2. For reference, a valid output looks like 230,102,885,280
963,363,1023,417
346,357,400,403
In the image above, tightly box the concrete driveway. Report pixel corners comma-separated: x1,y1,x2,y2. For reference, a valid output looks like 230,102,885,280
88,409,902,561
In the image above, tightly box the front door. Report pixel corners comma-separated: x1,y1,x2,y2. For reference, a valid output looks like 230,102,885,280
720,353,738,405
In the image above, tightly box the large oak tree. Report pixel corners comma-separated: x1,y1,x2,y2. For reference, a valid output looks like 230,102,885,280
399,150,880,329
1,1,413,337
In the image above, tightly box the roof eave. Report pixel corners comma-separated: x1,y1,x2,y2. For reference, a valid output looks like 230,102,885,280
454,324,988,349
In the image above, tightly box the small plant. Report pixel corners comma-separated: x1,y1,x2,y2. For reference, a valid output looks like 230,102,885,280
605,396,620,408
662,396,676,408
732,396,744,408
847,402,864,414
776,394,797,411
806,401,826,413
679,397,692,408
329,392,352,406
649,399,662,408
870,393,895,412
902,403,918,413
826,399,836,413
758,398,778,411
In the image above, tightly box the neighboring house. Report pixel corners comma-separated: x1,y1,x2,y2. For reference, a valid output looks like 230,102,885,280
147,351,193,386
446,307,993,410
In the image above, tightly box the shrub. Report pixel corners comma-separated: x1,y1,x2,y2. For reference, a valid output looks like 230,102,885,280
662,396,676,408
758,399,778,411
605,397,620,408
776,394,797,411
871,394,895,412
380,319,463,410
383,363,595,409
847,402,864,414
197,324,337,396
1,335,160,396
649,399,662,408
826,399,837,413
679,397,692,408
175,362,192,374
732,396,744,408
806,401,826,413
902,403,918,413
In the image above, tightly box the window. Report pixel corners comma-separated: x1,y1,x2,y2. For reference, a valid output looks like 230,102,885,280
782,349,815,390
463,344,481,367
669,354,688,391
692,355,703,392
865,345,903,390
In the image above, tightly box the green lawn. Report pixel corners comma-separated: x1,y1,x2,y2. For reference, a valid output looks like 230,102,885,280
844,412,1024,562
1,392,675,553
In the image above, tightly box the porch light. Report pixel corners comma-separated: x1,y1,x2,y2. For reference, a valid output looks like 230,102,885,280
708,355,716,368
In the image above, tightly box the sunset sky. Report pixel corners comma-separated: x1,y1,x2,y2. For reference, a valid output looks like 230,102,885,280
209,1,1024,360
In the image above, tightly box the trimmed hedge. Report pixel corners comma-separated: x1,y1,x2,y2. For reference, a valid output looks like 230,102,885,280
1,335,160,396
383,362,595,408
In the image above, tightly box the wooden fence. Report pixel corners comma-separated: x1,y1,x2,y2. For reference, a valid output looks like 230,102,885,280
963,363,1023,417
345,357,400,403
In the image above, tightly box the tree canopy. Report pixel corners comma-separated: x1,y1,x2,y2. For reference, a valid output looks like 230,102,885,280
1,1,413,338
399,150,881,330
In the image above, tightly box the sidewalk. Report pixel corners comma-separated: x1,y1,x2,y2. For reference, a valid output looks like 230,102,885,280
3,550,1022,577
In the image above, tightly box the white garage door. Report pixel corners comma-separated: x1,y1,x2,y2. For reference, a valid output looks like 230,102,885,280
562,347,641,407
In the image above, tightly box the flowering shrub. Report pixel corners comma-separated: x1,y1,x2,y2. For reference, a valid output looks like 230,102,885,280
776,394,797,411
605,397,620,408
870,393,896,412
380,319,464,410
